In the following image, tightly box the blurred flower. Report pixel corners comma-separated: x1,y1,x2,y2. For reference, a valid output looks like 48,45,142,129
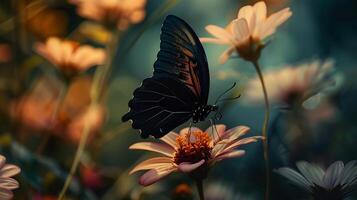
66,105,105,144
26,7,68,40
0,44,12,63
80,164,105,189
129,125,262,186
201,1,292,63
172,183,193,200
244,60,337,108
0,155,21,200
10,76,62,132
276,160,357,200
35,37,105,77
70,0,147,30
11,76,105,144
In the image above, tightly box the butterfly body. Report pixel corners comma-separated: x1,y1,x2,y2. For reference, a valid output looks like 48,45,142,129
122,15,217,138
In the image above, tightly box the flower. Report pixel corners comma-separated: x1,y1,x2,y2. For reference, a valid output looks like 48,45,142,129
35,37,105,77
243,60,337,108
129,125,262,186
201,1,292,63
0,44,12,63
276,161,357,200
66,105,105,144
70,0,147,30
0,155,21,200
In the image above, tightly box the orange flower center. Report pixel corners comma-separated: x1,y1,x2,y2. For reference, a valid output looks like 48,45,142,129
173,131,212,165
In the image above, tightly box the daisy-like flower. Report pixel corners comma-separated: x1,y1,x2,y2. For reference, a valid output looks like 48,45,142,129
276,161,357,200
0,155,21,200
244,60,337,108
129,125,262,186
35,37,105,77
201,1,292,63
70,0,147,30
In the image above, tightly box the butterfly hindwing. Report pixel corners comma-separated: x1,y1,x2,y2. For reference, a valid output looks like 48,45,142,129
154,15,210,104
122,76,195,138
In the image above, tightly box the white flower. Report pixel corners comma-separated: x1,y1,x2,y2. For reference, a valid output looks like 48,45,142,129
0,155,21,200
35,37,106,76
129,125,262,186
276,160,357,200
201,1,292,63
70,0,147,30
244,60,337,107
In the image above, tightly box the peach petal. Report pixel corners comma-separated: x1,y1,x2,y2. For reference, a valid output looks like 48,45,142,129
219,46,235,64
0,188,13,200
178,159,205,173
0,178,19,190
215,150,245,161
232,19,250,41
0,165,20,178
129,142,175,157
160,132,179,149
179,127,201,136
0,156,5,169
200,37,229,45
130,157,173,174
139,167,175,186
205,25,235,44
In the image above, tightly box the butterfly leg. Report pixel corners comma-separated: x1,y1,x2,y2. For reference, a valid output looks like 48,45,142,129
188,121,193,142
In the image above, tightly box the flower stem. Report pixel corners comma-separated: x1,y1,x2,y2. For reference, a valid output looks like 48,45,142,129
57,31,120,200
252,60,271,200
196,179,205,200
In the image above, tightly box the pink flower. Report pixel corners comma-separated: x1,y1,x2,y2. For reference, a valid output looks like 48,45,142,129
201,1,292,63
0,155,21,200
35,37,105,76
66,105,106,144
129,125,262,186
70,0,147,30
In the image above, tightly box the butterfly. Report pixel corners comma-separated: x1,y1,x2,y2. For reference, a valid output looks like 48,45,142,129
122,15,220,138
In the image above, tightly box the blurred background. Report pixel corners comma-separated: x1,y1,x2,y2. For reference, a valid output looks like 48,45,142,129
0,0,357,199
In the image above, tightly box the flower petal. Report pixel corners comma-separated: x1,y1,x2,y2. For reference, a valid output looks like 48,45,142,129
206,124,226,139
130,157,174,174
205,25,235,44
178,159,205,173
232,19,250,41
0,178,19,190
200,37,230,45
0,188,13,200
0,156,5,169
275,167,312,192
219,46,235,64
0,164,20,178
296,161,324,187
214,150,245,161
323,161,344,189
139,166,176,186
129,142,175,157
179,127,201,136
160,131,179,149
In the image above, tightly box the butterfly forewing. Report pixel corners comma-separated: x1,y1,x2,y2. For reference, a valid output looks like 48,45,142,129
122,15,211,138
154,15,210,104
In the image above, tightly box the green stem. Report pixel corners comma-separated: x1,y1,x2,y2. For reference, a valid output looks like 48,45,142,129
57,31,120,200
252,60,270,200
196,179,205,200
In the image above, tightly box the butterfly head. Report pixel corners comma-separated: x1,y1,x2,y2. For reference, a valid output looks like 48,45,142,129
192,104,219,123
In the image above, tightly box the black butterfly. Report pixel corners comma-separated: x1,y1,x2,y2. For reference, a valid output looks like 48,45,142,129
122,15,220,138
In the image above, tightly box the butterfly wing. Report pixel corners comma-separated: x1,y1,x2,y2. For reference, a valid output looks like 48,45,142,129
122,15,210,138
154,15,210,104
122,77,195,138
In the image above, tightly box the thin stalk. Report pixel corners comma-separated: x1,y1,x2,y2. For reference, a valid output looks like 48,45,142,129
57,31,120,200
252,60,271,200
196,179,205,200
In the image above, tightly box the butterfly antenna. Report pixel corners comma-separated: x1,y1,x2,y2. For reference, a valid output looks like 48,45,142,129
214,82,237,105
216,94,241,103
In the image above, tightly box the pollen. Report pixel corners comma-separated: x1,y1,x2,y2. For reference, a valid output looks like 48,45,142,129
173,130,212,165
